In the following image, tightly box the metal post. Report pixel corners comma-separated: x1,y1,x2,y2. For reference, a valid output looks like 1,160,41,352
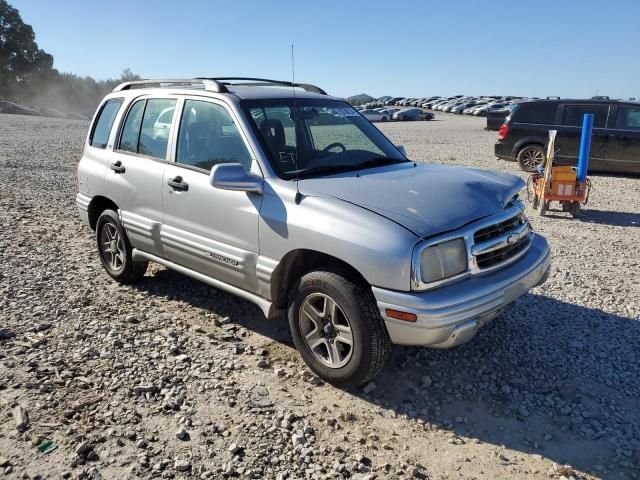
577,113,593,182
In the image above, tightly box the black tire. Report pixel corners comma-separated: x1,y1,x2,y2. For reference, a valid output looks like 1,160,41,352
288,269,391,388
538,200,548,217
517,144,546,172
96,209,148,284
569,201,581,218
532,194,540,210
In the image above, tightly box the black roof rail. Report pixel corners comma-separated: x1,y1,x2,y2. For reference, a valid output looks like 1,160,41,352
113,78,227,93
198,77,327,95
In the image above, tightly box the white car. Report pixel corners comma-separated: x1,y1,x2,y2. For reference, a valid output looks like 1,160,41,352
360,109,389,122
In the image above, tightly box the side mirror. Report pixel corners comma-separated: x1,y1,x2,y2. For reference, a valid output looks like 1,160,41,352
210,163,263,194
396,145,407,156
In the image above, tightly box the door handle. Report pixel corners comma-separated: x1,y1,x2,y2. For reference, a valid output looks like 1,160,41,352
168,176,189,191
110,161,125,174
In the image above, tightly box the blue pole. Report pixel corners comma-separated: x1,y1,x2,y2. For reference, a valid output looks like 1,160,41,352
577,113,593,182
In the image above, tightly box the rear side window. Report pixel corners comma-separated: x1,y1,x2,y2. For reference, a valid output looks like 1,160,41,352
119,100,145,153
616,106,640,130
562,104,609,128
90,98,123,148
118,98,176,159
513,103,557,124
139,99,175,159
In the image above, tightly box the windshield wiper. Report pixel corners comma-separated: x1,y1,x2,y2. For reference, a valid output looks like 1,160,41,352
292,157,408,179
352,157,409,169
293,164,362,179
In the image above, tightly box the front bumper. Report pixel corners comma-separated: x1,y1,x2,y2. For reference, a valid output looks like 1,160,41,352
373,233,551,347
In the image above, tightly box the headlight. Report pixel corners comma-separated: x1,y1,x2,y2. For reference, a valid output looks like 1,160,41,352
418,238,468,285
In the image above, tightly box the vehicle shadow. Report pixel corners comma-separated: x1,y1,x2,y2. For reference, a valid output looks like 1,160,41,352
133,270,639,477
353,293,640,478
578,209,640,227
135,267,294,344
539,208,640,227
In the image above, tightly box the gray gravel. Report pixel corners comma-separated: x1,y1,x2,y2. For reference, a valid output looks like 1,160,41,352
0,112,638,479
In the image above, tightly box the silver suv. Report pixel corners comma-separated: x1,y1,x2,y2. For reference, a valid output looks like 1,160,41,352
76,78,551,387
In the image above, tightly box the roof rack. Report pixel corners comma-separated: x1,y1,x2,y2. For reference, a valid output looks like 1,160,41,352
112,77,327,95
112,78,227,93
200,77,327,95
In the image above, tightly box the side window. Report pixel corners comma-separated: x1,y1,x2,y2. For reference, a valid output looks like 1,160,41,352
138,99,176,159
90,98,123,148
616,107,640,130
513,103,557,124
119,100,145,153
176,100,252,171
118,98,176,159
562,104,609,128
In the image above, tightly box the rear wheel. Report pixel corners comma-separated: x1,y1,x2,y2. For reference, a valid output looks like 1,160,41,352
517,145,545,172
96,209,148,284
569,201,581,218
532,194,540,210
288,270,391,388
538,199,548,217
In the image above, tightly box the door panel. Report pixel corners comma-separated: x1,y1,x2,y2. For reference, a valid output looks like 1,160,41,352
106,152,166,256
606,106,640,173
160,97,262,292
161,165,262,291
105,97,177,256
555,104,609,169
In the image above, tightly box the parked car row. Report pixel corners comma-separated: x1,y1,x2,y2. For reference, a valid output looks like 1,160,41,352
356,106,434,122
359,95,533,118
0,100,89,120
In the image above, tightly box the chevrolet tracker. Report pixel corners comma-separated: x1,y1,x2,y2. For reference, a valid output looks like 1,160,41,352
76,78,551,387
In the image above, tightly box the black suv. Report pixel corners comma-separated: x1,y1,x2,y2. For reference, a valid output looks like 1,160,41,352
495,99,640,174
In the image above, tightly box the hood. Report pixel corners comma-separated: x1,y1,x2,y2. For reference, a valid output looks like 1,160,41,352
300,163,524,238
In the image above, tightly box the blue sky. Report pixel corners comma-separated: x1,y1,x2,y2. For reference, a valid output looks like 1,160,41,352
11,0,640,99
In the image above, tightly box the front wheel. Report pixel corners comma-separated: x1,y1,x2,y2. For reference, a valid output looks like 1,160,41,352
288,270,391,388
96,209,148,284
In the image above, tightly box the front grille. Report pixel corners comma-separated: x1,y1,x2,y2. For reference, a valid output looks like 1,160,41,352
472,211,531,271
474,214,525,243
475,235,530,269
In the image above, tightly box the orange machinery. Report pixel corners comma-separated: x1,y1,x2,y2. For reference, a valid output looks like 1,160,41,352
527,165,591,217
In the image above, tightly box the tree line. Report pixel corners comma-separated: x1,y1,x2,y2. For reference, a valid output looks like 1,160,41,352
0,0,140,115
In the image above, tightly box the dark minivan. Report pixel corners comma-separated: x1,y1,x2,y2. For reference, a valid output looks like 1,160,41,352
495,99,640,173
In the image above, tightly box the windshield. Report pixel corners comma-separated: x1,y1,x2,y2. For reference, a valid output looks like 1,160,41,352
241,99,407,179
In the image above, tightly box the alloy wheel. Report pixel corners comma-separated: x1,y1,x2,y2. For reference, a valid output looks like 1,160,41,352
521,147,544,170
298,293,354,369
99,222,125,272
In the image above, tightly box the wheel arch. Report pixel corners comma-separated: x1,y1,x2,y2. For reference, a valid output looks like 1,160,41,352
512,137,547,158
270,249,368,310
88,196,119,231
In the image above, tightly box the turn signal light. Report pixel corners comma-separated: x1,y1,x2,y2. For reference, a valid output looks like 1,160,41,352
385,309,417,322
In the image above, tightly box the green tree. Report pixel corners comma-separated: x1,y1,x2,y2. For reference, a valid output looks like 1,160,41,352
1,1,141,116
0,0,53,98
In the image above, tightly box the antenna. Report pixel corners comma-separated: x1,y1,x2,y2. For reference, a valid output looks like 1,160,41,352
291,43,302,205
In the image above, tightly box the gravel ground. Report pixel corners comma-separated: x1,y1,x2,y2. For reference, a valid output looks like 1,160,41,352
0,111,638,480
